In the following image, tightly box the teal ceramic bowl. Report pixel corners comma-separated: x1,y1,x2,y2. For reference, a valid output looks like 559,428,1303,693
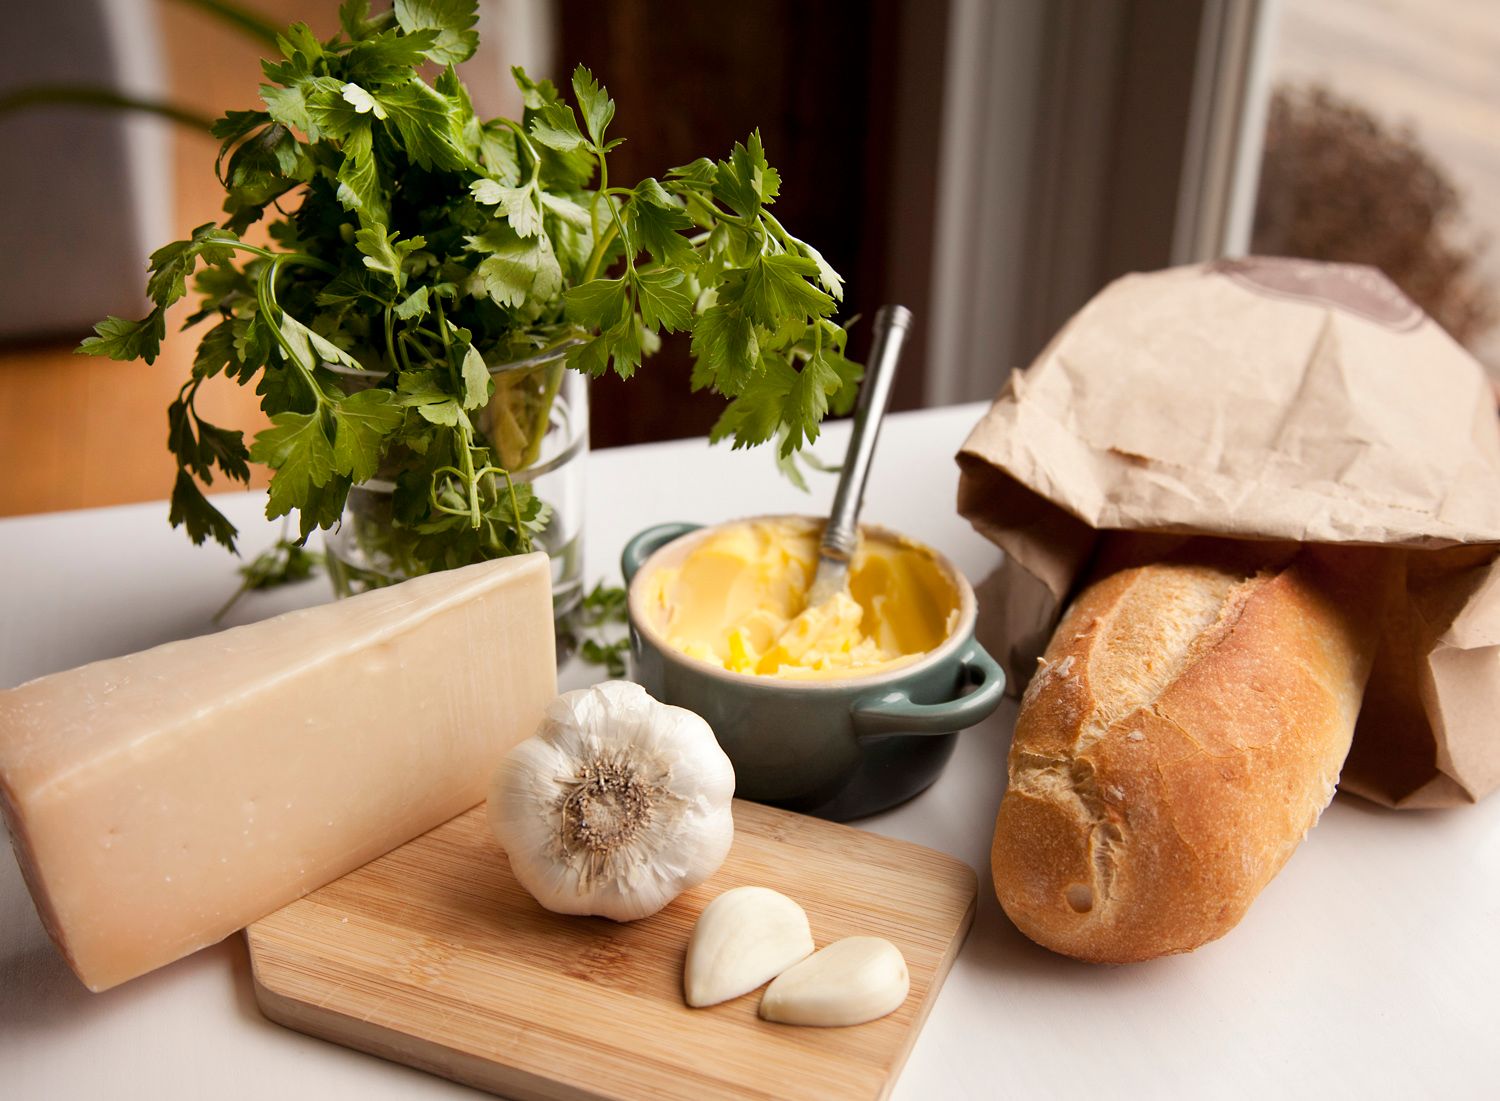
621,518,1005,821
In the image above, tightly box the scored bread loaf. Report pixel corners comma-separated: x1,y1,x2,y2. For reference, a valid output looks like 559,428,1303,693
991,536,1392,963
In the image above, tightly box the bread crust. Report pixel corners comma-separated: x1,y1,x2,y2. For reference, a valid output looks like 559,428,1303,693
991,538,1390,963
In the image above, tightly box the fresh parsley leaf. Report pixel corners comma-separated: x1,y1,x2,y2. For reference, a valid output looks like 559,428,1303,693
634,269,692,333
147,224,238,309
529,101,586,153
398,372,465,427
478,121,521,184
340,82,388,119
719,253,836,328
335,122,387,224
249,411,337,519
624,180,696,268
375,79,470,171
197,418,252,482
689,304,759,394
800,241,844,300
570,581,630,675
570,65,615,148
713,130,781,218
211,108,269,144
169,470,240,549
471,180,544,238
394,286,430,320
339,0,374,39
783,345,842,453
470,229,561,309
279,312,362,373
192,319,240,379
261,82,316,138
295,476,353,541
393,0,480,66
459,341,491,409
342,29,442,84
269,23,325,82
214,535,324,623
667,156,717,187
565,333,611,377
579,637,630,677
562,276,629,329
78,311,165,363
86,16,858,570
332,390,402,481
540,191,590,230
603,316,645,379
355,224,425,290
710,354,797,449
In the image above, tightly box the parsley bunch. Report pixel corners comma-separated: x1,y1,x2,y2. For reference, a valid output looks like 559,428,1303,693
80,0,858,571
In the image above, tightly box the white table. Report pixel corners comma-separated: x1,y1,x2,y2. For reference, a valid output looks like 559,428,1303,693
2,403,1496,1100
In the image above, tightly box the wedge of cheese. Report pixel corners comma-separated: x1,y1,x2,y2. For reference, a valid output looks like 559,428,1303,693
0,553,555,991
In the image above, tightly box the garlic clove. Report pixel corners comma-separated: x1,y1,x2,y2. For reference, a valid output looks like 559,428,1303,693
683,886,814,1007
758,936,909,1026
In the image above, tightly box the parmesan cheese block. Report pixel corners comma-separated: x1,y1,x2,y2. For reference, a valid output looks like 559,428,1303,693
0,553,556,991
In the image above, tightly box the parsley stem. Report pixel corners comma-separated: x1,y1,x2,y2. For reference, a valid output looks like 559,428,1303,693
582,172,636,286
587,153,612,270
676,185,755,230
762,211,798,250
383,306,398,374
605,198,633,274
459,438,482,527
432,294,461,393
396,331,420,374
255,256,325,409
431,294,483,529
224,240,336,275
581,222,617,284
503,468,530,553
499,117,542,184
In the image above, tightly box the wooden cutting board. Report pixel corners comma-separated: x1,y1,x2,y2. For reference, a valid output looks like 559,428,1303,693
246,799,977,1101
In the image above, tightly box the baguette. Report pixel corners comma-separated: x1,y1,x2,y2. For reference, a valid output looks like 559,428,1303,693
991,537,1390,963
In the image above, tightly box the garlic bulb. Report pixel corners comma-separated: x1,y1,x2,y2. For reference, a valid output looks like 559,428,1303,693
488,681,736,921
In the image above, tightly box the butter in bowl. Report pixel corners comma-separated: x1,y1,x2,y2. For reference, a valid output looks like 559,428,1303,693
621,515,1004,820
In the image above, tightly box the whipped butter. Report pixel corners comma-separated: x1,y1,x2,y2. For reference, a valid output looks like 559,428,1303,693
644,518,959,679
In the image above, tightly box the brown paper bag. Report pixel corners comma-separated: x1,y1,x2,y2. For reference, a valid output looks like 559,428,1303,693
956,258,1500,808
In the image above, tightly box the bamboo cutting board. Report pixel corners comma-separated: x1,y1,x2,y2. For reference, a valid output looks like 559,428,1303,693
246,799,976,1101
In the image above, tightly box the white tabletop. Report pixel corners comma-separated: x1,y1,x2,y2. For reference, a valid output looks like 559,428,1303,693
2,402,1496,1100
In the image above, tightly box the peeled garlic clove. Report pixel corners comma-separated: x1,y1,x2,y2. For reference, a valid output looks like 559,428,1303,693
759,936,909,1026
684,886,814,1007
488,681,736,922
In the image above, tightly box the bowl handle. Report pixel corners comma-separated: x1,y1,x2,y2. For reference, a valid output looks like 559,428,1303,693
621,522,701,584
849,642,1006,737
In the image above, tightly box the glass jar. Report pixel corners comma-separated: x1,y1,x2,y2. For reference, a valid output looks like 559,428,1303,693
323,344,589,620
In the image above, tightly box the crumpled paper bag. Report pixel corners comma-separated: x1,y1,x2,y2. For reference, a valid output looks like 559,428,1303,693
956,258,1500,808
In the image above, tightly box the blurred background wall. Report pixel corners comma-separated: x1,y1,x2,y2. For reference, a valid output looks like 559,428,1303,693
1,0,1496,517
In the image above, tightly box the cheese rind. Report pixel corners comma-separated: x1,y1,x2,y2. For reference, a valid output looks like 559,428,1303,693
0,554,555,991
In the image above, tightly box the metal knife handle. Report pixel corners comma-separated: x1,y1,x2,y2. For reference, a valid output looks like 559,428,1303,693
819,304,913,564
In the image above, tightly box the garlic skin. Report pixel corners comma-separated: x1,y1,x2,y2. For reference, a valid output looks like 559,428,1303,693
759,937,910,1026
684,887,814,1007
488,681,735,922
